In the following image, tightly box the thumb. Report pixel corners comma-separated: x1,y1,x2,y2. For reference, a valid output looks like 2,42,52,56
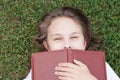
73,59,85,66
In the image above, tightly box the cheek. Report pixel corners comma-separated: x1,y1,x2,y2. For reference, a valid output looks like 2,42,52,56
48,41,64,51
71,39,86,50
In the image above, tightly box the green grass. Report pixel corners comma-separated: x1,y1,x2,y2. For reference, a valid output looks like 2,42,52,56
0,0,120,79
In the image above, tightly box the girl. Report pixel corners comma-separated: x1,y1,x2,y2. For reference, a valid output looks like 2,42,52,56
24,7,119,80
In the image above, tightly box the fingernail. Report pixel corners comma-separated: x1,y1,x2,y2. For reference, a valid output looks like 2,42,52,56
58,76,62,79
55,67,58,70
55,72,58,75
58,63,61,66
55,67,57,69
73,59,77,62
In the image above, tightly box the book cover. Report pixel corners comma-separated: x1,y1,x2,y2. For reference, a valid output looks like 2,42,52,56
31,49,107,80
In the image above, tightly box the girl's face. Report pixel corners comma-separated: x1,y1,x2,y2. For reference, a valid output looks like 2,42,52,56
43,17,86,51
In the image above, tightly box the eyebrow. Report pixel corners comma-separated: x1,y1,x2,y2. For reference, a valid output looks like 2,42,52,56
50,34,61,37
50,32,81,37
71,32,81,35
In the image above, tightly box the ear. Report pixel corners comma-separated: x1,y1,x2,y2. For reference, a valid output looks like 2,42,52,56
43,41,49,50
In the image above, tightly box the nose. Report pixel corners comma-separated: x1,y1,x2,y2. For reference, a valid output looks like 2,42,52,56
64,41,71,49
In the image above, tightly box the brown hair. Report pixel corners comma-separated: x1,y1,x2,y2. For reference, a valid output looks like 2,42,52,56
35,7,103,51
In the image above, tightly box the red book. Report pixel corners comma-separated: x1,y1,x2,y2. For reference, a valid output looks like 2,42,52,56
31,49,107,80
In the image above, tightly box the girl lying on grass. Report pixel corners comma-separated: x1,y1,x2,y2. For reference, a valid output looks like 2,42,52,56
24,7,119,80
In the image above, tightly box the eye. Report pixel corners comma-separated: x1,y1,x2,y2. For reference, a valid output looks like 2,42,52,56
53,37,62,41
71,36,78,39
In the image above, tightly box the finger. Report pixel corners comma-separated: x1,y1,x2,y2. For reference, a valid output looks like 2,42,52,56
73,59,89,71
58,63,78,69
55,71,74,78
73,59,85,66
55,66,76,73
58,76,73,80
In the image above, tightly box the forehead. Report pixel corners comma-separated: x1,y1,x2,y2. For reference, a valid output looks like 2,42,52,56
48,17,83,35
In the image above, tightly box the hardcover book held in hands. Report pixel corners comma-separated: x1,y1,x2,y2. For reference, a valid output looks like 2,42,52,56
31,49,107,80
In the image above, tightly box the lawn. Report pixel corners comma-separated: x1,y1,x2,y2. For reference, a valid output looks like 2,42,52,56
0,0,120,79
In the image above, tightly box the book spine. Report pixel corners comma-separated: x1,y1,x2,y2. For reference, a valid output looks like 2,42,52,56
67,49,74,63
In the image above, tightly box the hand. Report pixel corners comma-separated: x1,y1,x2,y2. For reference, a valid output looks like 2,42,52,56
55,59,98,80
